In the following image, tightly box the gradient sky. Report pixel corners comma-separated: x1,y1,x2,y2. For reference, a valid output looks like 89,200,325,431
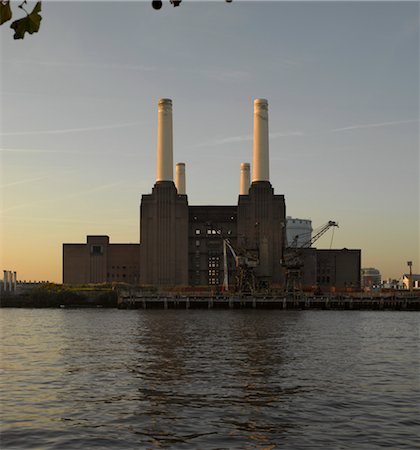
1,1,419,283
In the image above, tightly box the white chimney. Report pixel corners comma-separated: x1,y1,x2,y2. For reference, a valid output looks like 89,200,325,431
175,162,186,195
156,98,173,182
12,271,17,292
252,98,269,182
5,271,10,292
240,162,250,195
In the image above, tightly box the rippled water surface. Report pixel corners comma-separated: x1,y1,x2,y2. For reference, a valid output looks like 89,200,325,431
1,309,419,449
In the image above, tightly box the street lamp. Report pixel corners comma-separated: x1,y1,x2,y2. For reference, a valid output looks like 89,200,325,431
407,261,413,292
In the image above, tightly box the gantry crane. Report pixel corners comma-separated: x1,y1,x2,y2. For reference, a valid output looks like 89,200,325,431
282,221,339,295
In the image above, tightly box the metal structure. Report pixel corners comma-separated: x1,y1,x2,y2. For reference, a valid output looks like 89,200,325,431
407,261,413,292
282,221,339,295
223,239,259,294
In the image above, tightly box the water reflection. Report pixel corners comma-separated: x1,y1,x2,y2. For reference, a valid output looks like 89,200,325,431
123,311,305,448
1,309,419,449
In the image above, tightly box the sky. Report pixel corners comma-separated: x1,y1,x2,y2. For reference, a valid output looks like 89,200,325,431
1,0,419,283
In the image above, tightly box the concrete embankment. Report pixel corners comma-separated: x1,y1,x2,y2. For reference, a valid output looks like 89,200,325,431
117,293,420,311
2,285,419,310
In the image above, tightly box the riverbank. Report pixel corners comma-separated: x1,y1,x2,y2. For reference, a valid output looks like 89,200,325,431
0,284,117,308
2,286,419,310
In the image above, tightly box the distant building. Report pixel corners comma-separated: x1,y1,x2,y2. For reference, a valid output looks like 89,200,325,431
286,217,312,247
381,278,403,290
361,267,381,289
62,99,361,290
63,236,140,285
298,248,361,289
1,270,17,293
400,274,420,290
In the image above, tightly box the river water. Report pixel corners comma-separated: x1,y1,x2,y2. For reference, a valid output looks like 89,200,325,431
1,309,419,449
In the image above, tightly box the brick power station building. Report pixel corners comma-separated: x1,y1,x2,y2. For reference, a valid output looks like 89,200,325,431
63,99,360,290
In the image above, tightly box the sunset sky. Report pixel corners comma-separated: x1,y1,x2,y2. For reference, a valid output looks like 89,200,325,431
1,1,419,283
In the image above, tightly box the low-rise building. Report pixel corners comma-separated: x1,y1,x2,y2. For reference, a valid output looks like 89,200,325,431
361,267,381,289
63,236,140,285
400,274,420,290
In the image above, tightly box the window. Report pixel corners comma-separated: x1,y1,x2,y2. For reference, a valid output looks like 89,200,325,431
91,245,103,255
196,240,200,246
195,229,201,235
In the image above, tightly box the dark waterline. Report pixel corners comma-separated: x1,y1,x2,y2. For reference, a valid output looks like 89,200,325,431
1,309,419,449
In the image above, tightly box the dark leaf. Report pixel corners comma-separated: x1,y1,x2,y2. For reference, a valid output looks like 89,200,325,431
10,1,42,40
0,1,12,25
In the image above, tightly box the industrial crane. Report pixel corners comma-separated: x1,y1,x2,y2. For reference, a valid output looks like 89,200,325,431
282,220,339,295
222,239,259,294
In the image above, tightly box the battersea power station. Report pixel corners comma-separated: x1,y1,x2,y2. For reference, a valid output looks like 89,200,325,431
63,99,361,291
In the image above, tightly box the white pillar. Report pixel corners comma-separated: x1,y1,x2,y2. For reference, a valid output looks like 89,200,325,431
175,162,186,195
156,98,174,182
240,162,250,195
252,98,269,182
3,270,7,292
12,272,17,292
5,271,10,292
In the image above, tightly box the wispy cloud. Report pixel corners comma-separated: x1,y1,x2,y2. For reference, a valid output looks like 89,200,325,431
0,121,143,137
0,168,78,188
1,215,135,226
195,131,304,148
331,119,419,133
203,68,249,82
0,147,83,154
271,131,305,138
10,59,156,72
0,181,124,213
0,176,48,188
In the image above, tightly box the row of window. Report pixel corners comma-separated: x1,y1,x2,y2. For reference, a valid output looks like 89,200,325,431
194,229,233,235
192,216,235,221
317,276,331,283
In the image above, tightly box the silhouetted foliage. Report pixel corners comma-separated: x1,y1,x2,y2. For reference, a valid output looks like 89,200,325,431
1,0,233,39
0,285,118,308
1,1,42,39
0,1,12,25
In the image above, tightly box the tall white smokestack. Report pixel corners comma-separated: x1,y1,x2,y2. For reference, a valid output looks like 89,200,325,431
5,271,10,292
175,162,186,195
3,270,7,292
252,98,269,182
240,162,250,195
13,271,17,292
156,98,173,182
